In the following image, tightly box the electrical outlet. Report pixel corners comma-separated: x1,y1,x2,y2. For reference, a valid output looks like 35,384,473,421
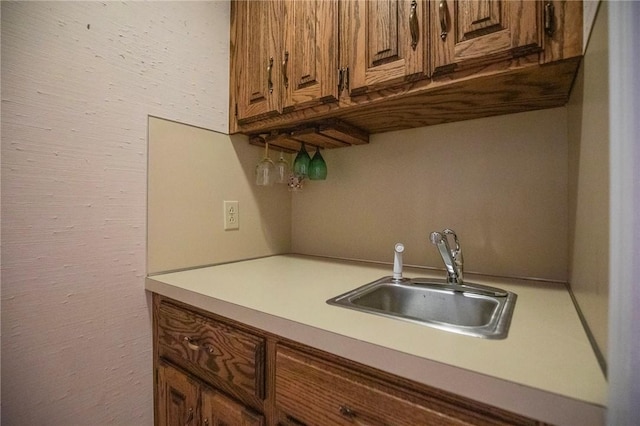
224,201,239,230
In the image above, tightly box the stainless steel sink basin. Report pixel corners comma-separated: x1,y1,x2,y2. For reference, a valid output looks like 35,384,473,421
327,277,517,339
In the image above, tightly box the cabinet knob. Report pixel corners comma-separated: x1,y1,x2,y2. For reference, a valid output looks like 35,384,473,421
183,336,200,351
339,405,355,418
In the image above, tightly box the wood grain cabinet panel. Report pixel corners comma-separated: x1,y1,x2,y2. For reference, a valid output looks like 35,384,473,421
233,0,282,123
157,362,265,426
274,345,542,426
346,0,428,96
202,388,265,426
282,0,339,111
231,0,338,126
157,363,200,426
157,300,265,401
275,346,464,425
431,0,542,75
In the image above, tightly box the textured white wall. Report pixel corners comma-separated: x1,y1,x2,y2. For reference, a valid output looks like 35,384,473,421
1,2,229,424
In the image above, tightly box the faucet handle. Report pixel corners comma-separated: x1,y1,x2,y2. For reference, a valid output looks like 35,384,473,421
443,229,460,255
443,229,463,280
429,231,444,245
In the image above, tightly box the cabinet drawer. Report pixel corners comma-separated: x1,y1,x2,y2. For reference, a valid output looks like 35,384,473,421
275,346,471,426
157,301,265,400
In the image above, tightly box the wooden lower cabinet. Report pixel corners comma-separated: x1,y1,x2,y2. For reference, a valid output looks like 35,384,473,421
153,294,545,426
202,387,265,426
157,362,200,426
157,362,264,426
274,346,541,426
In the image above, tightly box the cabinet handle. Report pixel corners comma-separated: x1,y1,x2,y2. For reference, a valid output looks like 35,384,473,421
183,336,200,351
282,51,289,89
184,408,193,425
267,57,274,94
439,0,449,41
343,67,349,92
544,2,555,36
409,0,419,50
339,405,355,419
203,419,209,426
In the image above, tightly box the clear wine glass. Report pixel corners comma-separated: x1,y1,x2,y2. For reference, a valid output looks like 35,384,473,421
255,142,275,186
275,150,289,184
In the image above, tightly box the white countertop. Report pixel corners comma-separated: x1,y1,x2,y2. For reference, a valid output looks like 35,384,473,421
146,254,607,426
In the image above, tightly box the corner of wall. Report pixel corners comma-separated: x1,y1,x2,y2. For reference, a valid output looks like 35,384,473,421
566,1,610,369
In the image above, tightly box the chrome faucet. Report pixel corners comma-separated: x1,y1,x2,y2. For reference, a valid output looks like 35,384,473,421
429,229,464,285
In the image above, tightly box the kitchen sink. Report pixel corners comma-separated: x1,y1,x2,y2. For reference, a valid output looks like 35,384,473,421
327,277,517,339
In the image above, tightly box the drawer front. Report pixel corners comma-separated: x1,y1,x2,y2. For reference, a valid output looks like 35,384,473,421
157,301,265,400
275,347,469,426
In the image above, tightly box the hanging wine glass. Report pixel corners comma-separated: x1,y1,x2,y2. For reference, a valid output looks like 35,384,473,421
275,150,289,184
255,142,275,186
293,142,311,178
308,146,327,180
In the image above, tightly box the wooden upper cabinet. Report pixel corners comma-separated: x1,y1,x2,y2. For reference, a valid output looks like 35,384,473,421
282,0,339,112
431,0,542,75
230,0,582,136
233,0,282,124
347,0,428,96
232,0,338,125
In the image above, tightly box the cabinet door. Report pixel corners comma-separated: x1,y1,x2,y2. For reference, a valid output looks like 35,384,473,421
157,363,200,426
431,0,542,75
347,0,428,96
233,0,282,123
201,388,264,426
282,0,339,111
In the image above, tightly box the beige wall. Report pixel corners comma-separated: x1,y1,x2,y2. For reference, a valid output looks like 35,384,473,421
292,108,569,282
567,2,609,365
147,117,291,274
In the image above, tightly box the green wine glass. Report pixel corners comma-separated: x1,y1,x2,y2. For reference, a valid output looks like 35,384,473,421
308,146,327,180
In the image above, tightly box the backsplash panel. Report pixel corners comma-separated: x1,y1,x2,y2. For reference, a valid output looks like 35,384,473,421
292,108,569,282
147,117,291,274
